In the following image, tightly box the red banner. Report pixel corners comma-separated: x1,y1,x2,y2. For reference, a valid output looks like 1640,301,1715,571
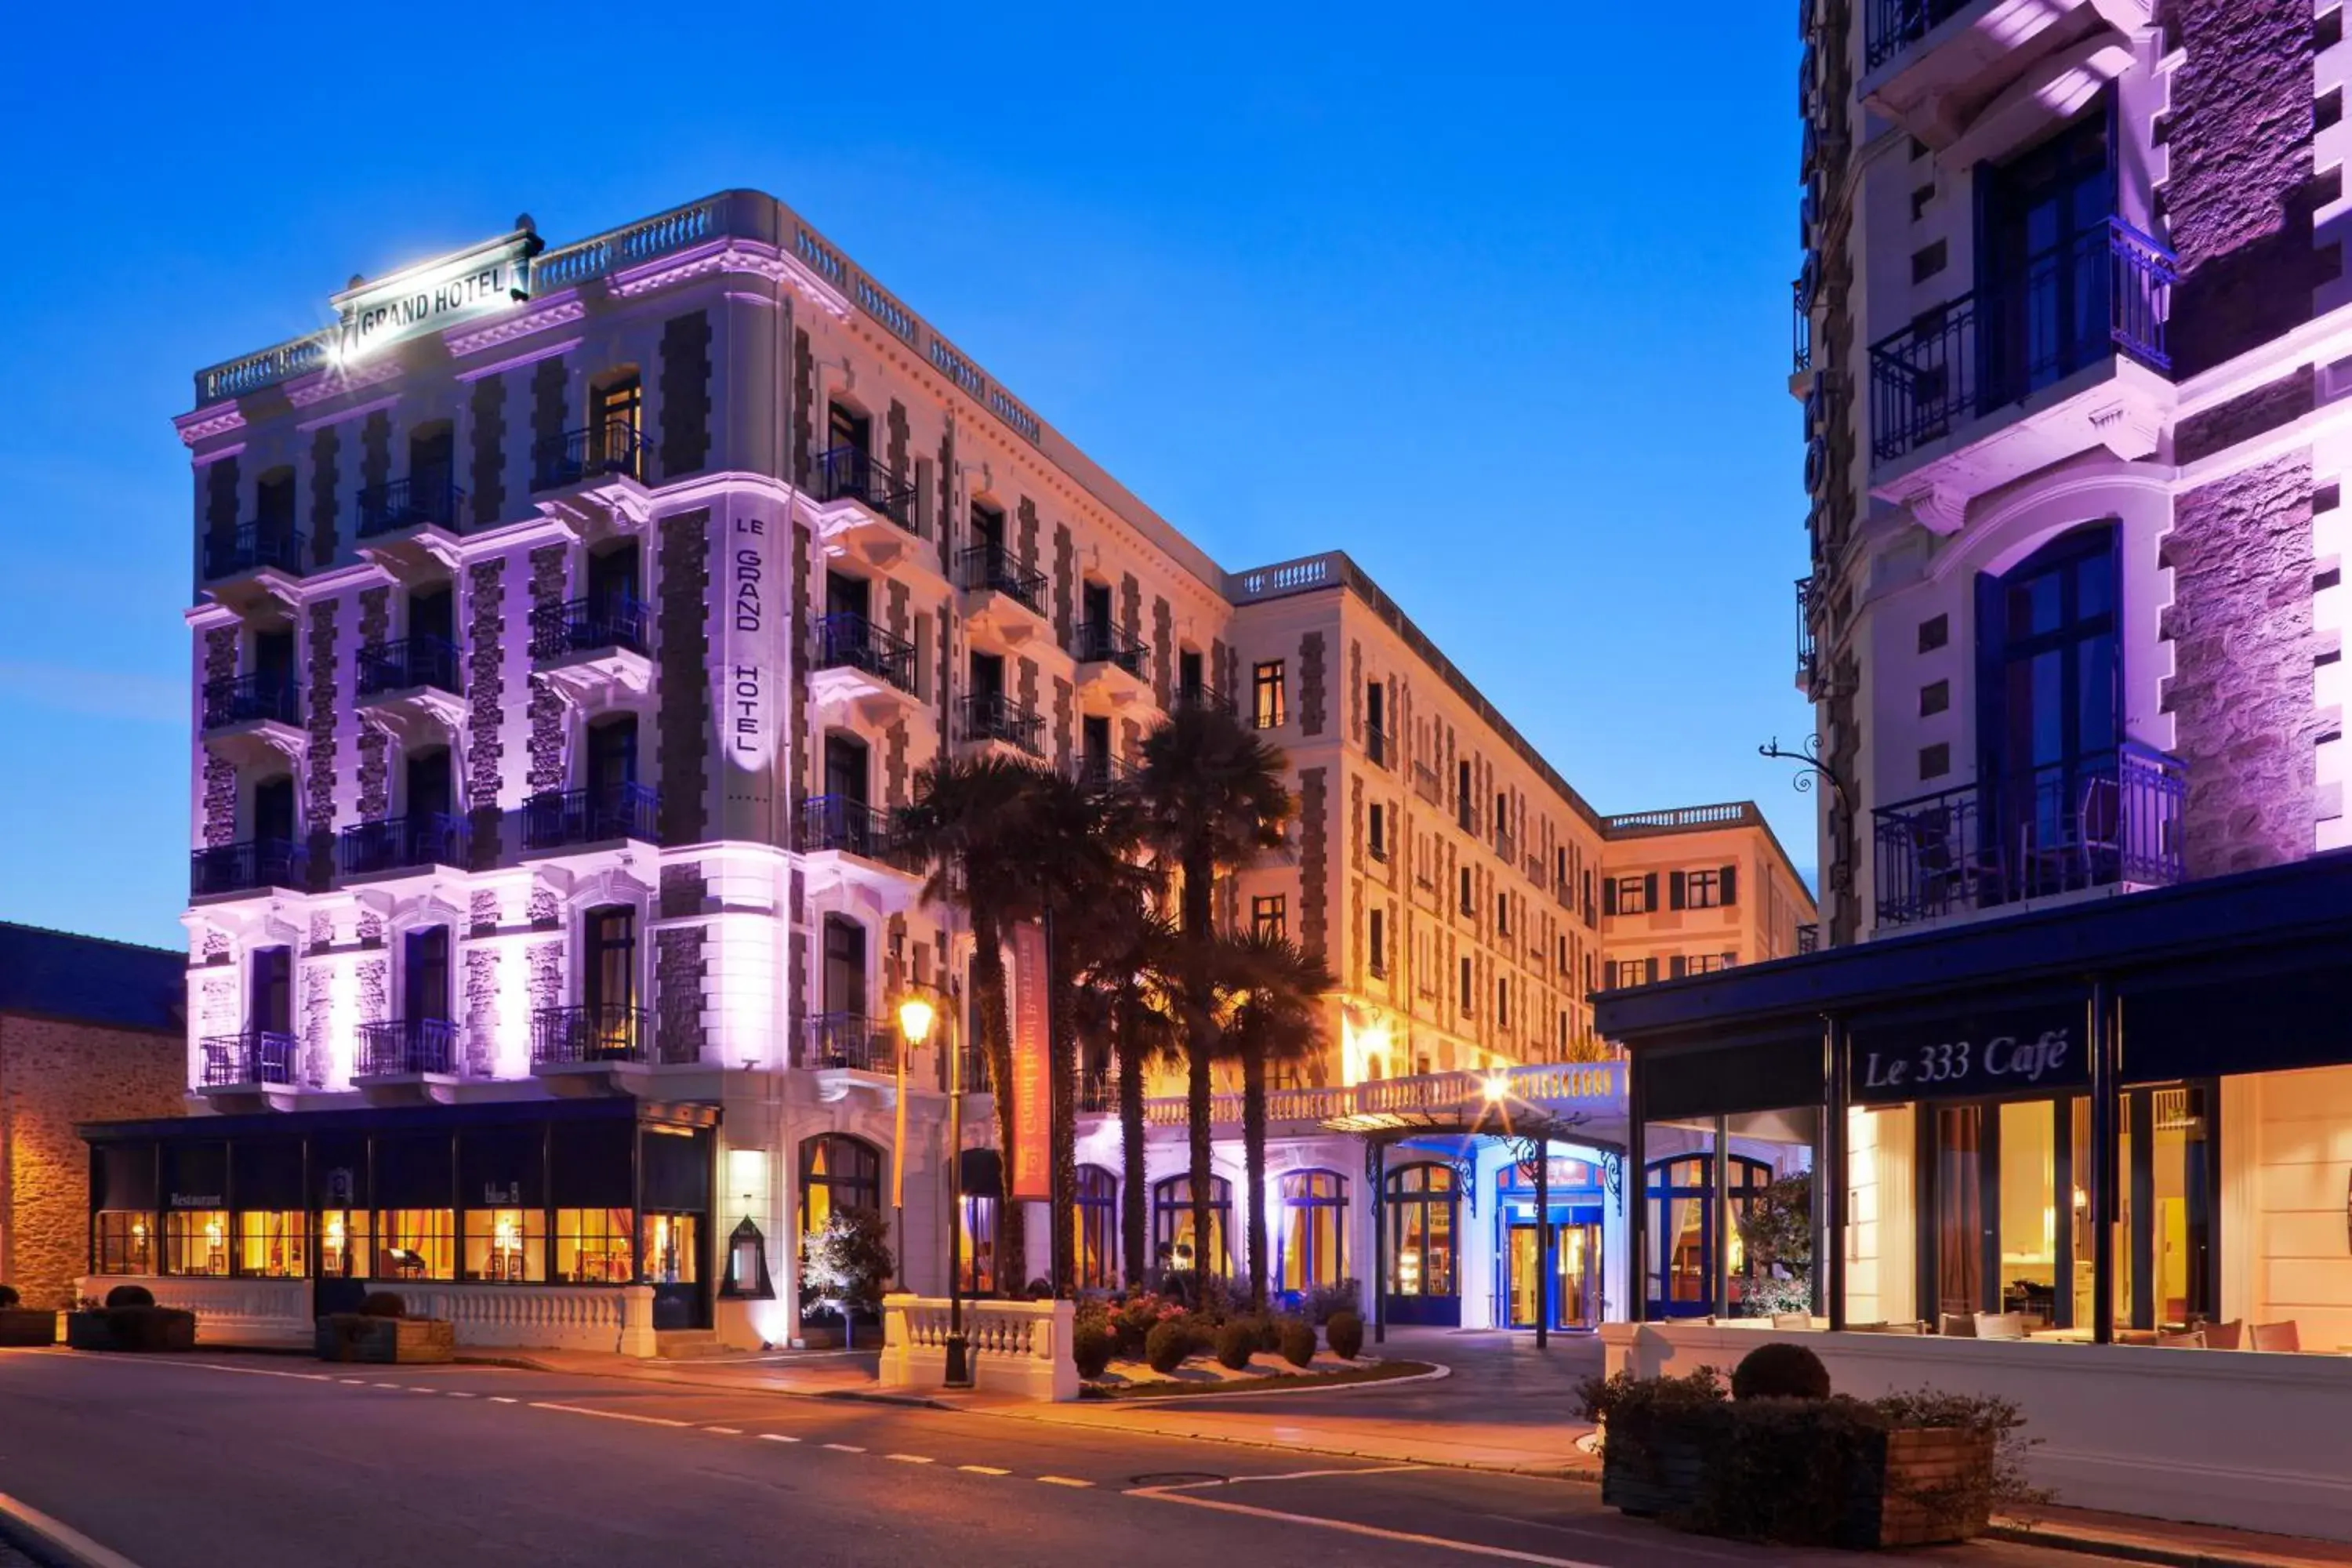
1007,921,1051,1203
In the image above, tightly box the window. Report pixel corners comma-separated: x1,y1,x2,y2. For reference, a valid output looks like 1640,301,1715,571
1458,866,1474,916
1497,975,1510,1024
1385,1163,1457,1298
1365,681,1388,767
1153,1174,1230,1276
960,1193,998,1295
1279,1171,1348,1291
237,1211,307,1278
644,1214,698,1284
164,1210,230,1276
1680,869,1720,909
590,375,643,469
1251,895,1287,943
463,1207,547,1283
94,1212,152,1276
318,1209,371,1279
1368,802,1387,862
375,1209,456,1279
1497,891,1510,936
1556,933,1568,972
1606,874,1655,916
1459,956,1473,1016
1559,1009,1570,1051
1252,660,1287,729
1368,909,1387,978
1644,1155,1773,1314
556,1208,634,1283
1457,760,1473,830
798,1134,883,1240
1074,1167,1116,1290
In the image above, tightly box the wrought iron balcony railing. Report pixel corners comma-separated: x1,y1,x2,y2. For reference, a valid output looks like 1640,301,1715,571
531,1004,655,1065
1872,742,2187,927
814,612,916,691
532,420,643,489
1069,752,1134,795
522,782,660,849
356,635,462,698
811,445,920,532
958,692,1044,754
1172,684,1233,715
530,595,649,661
800,794,896,858
797,1012,898,1073
1796,923,1820,955
1413,760,1443,804
191,837,307,896
201,672,297,729
1795,576,1817,686
203,523,307,581
1869,218,2176,465
1071,621,1149,677
1792,275,1813,374
339,812,471,876
356,1017,460,1076
1864,0,1971,71
956,546,1047,614
1367,724,1391,770
200,1029,300,1087
1077,1069,1112,1114
1495,828,1517,864
357,473,467,536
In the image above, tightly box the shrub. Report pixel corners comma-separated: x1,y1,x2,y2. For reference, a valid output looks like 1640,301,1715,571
104,1305,196,1352
1214,1319,1257,1371
1732,1342,1831,1402
1024,1277,1054,1301
0,1286,18,1309
1145,1319,1192,1375
800,1206,896,1313
1252,1314,1282,1352
104,1284,155,1309
1278,1316,1316,1368
1305,1279,1360,1325
359,1291,407,1319
1073,1322,1115,1380
1324,1309,1364,1360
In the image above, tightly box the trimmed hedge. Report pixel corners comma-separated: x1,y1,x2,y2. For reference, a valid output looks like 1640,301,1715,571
0,1285,19,1310
359,1291,407,1319
104,1284,155,1309
1277,1316,1316,1369
1732,1341,1831,1401
1145,1320,1192,1374
1073,1323,1114,1381
1324,1310,1364,1359
1213,1320,1257,1371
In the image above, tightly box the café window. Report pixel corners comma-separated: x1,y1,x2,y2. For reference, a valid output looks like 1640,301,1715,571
376,1209,456,1279
463,1207,548,1283
960,1193,1000,1295
1385,1163,1457,1298
1073,1167,1116,1290
644,1214,699,1284
1152,1174,1229,1276
1279,1169,1348,1291
237,1211,307,1279
165,1210,230,1276
318,1209,372,1279
798,1134,882,1239
557,1208,636,1283
94,1213,152,1276
1644,1155,1772,1316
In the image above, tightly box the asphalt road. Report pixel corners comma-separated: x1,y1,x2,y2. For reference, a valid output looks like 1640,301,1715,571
0,1349,2135,1568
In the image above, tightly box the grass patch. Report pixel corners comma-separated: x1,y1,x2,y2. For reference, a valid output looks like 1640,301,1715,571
1080,1359,1434,1400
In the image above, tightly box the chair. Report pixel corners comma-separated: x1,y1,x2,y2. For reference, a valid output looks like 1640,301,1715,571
1973,1311,2027,1341
1938,1312,1977,1338
2249,1320,2301,1352
2155,1329,2206,1348
2202,1319,2245,1350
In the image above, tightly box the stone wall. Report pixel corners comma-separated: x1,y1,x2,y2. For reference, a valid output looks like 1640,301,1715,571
0,1014,185,1309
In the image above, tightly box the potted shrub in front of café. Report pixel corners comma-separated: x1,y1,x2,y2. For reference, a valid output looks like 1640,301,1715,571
67,1285,197,1353
0,1285,58,1347
315,1291,456,1364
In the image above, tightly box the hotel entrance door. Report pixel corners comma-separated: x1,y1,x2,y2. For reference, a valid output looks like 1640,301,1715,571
1504,1221,1600,1330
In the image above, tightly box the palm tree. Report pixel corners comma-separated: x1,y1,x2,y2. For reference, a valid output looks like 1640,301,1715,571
895,754,1046,1288
1134,705,1293,1292
1075,896,1181,1287
1216,930,1335,1309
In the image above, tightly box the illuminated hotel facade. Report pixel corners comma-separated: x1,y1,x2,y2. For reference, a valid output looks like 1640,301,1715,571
89,191,1807,1352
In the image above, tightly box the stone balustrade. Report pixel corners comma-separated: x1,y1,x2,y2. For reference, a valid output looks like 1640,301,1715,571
878,1292,1076,1402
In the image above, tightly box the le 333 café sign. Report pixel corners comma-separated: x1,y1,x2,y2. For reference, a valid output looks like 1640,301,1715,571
1846,1006,2089,1105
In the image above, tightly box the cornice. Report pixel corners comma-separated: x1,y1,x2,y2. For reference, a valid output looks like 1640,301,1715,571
176,404,246,448
445,294,587,358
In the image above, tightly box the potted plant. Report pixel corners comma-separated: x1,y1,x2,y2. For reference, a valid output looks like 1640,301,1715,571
67,1285,196,1352
1733,1172,1813,1318
315,1290,456,1364
0,1286,56,1347
1582,1363,1730,1519
799,1205,894,1350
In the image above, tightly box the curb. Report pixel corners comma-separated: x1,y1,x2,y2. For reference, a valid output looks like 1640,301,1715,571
0,1494,143,1568
1986,1521,2341,1568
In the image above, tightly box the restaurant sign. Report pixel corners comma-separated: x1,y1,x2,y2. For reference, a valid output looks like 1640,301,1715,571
1847,1003,2089,1105
329,230,539,365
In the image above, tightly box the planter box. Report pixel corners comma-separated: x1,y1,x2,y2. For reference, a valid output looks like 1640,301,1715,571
315,1315,456,1364
1845,1426,1996,1549
1599,1427,1709,1519
0,1308,58,1347
69,1307,195,1352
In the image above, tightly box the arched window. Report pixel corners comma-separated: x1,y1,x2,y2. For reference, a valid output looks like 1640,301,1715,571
1074,1167,1116,1289
1152,1174,1229,1276
1644,1154,1773,1317
1384,1163,1457,1298
1279,1170,1347,1292
798,1134,882,1243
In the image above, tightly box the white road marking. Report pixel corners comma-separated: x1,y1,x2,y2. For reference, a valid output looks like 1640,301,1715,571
1149,1465,1429,1491
445,1391,474,1398
957,1465,1011,1475
759,1433,800,1444
408,1387,438,1393
528,1402,689,1428
339,1378,367,1385
1127,1488,1608,1566
1037,1475,1092,1488
822,1442,866,1454
704,1425,742,1435
373,1383,401,1389
885,1453,934,1465
0,1491,145,1568
488,1396,517,1403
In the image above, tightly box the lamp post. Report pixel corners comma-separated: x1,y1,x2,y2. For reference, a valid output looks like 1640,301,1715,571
898,990,971,1387
892,994,935,1280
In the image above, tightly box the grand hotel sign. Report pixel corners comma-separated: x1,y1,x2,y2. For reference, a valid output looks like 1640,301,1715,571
329,229,542,363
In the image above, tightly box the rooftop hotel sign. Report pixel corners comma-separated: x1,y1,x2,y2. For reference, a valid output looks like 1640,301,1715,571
328,229,540,364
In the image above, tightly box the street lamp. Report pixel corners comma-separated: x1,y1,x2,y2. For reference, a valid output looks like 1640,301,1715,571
891,995,936,1287
896,989,971,1388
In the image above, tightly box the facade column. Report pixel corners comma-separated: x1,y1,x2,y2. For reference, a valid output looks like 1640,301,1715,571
1710,1113,1731,1317
2089,978,2116,1345
1824,1013,1848,1331
1626,1084,1646,1324
1534,1138,1550,1349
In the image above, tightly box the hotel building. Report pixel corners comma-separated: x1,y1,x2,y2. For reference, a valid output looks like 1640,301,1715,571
87,189,1806,1352
1601,0,2352,1540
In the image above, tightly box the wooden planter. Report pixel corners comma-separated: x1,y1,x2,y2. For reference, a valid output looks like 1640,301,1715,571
1842,1426,1997,1548
68,1308,195,1352
315,1315,457,1364
0,1308,58,1347
1598,1423,1711,1519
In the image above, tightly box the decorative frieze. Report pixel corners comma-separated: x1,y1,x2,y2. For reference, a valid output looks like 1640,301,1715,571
469,890,500,935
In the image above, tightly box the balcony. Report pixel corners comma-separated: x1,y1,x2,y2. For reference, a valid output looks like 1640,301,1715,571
1495,829,1516,865
339,813,472,877
811,446,920,535
201,672,297,731
1072,621,1152,708
200,1029,303,1091
1795,576,1818,695
1797,923,1821,956
1367,724,1391,770
1412,760,1442,805
796,1012,897,1074
530,1004,661,1069
958,546,1051,652
191,838,307,898
1792,276,1813,378
201,525,307,608
532,422,643,492
1862,0,2147,153
358,474,467,538
354,1018,462,1079
1069,752,1134,796
810,612,919,722
959,692,1044,757
1872,742,2186,929
522,783,660,851
358,635,462,699
1172,684,1233,717
1869,220,2174,529
528,596,652,701
800,794,896,858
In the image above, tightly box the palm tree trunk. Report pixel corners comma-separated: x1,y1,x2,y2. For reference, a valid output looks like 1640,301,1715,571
1181,849,1216,1298
1047,917,1079,1298
1242,1042,1269,1311
971,910,1022,1293
1116,981,1148,1289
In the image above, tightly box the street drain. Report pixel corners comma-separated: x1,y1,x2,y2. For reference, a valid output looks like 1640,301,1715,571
1128,1472,1228,1488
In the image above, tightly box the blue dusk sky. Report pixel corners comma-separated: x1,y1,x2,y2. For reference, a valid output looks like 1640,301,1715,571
0,3,1810,949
